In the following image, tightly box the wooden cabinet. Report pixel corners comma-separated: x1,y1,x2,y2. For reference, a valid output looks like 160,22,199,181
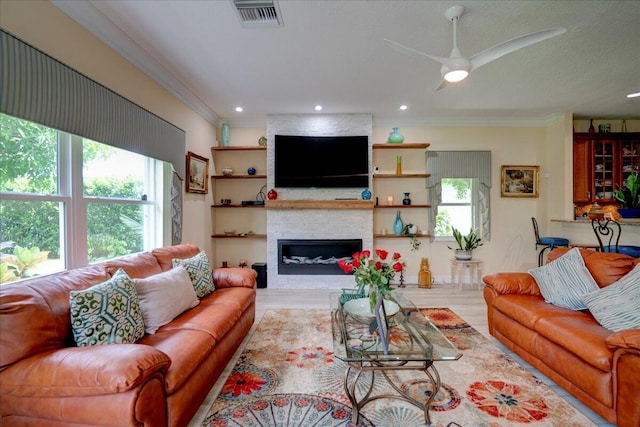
372,143,431,239
573,133,640,204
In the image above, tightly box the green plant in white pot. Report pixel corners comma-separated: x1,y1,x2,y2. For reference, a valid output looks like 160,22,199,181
448,227,483,260
614,172,640,218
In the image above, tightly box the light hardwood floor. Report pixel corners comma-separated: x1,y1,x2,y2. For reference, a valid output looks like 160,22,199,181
188,285,613,426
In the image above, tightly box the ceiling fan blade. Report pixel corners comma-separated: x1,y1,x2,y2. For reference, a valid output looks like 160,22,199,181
383,38,460,69
434,79,449,92
469,27,566,71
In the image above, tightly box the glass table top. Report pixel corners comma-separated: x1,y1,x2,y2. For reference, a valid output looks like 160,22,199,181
330,290,462,363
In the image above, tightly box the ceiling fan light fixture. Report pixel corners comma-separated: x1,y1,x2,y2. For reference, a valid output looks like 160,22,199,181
444,69,469,82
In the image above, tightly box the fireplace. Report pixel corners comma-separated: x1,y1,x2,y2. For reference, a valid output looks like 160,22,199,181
278,239,362,275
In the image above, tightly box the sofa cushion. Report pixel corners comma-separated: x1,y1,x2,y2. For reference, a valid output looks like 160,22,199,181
138,329,216,394
528,247,599,310
493,294,590,330
548,247,637,287
582,263,640,332
152,243,200,271
133,267,199,334
102,251,162,279
0,265,109,370
172,251,214,298
70,269,145,346
534,315,613,372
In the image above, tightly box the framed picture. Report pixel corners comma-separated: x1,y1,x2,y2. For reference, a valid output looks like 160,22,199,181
501,165,539,198
186,151,209,194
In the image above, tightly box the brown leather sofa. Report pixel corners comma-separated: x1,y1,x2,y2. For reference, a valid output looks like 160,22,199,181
483,248,640,427
0,244,257,427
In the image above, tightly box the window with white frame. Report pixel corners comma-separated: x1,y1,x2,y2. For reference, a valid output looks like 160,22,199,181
0,113,166,283
434,178,480,238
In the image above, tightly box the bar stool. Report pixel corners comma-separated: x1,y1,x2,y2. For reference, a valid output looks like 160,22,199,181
532,217,570,266
591,219,640,258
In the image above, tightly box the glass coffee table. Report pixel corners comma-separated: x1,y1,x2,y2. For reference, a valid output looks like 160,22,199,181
330,291,462,425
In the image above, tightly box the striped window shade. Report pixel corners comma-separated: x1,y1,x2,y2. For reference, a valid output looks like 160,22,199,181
0,29,186,179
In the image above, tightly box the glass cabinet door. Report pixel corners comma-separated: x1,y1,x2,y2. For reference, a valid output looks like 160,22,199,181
620,139,640,188
592,139,617,202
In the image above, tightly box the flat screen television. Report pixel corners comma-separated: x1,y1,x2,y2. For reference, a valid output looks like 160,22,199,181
274,135,369,188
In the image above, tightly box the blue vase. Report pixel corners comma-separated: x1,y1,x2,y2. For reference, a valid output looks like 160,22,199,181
361,188,372,200
221,123,230,146
393,210,404,235
387,127,404,144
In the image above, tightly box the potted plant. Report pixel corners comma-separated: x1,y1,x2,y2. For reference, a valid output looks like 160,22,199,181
402,223,421,251
448,227,483,260
613,172,640,218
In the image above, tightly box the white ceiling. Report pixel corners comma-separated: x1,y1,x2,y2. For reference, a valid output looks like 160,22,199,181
52,0,640,127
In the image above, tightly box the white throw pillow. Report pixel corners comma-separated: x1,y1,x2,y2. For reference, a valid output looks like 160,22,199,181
133,267,199,334
581,264,640,332
528,247,599,310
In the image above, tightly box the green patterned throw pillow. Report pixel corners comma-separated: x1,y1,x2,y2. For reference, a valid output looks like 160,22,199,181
70,268,145,346
172,251,215,298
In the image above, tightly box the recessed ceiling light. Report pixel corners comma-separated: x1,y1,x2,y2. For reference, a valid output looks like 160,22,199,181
235,106,243,112
400,105,408,110
627,92,640,99
315,105,323,111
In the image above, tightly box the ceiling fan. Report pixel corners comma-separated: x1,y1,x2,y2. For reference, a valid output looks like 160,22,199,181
384,5,566,91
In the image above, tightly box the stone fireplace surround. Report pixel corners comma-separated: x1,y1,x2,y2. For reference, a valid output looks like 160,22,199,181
266,114,373,289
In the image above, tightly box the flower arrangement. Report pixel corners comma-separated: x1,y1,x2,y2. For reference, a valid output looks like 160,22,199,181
338,249,403,311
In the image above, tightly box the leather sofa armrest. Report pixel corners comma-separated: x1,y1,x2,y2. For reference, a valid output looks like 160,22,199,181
482,272,541,296
213,267,257,289
0,344,170,397
606,329,640,352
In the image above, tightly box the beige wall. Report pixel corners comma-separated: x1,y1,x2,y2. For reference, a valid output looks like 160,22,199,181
4,1,636,280
1,0,216,258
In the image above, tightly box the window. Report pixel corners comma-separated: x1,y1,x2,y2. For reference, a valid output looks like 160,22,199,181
434,178,478,238
0,113,168,283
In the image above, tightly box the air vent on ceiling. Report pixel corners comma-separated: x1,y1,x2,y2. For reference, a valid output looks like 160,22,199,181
233,0,283,28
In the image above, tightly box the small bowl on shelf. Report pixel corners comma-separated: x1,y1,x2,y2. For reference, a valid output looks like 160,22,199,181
223,229,237,235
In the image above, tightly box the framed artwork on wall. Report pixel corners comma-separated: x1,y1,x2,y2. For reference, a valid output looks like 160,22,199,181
501,165,539,198
186,151,209,194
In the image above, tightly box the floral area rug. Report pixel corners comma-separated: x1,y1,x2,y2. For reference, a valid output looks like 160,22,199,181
203,308,595,427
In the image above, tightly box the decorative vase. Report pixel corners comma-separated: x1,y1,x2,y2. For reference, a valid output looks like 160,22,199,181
418,257,431,289
588,119,595,134
402,192,411,205
247,167,256,175
361,188,372,200
222,166,233,176
393,210,404,235
387,127,404,144
267,189,278,200
258,136,267,146
221,123,230,146
621,120,627,133
396,156,402,175
454,250,472,261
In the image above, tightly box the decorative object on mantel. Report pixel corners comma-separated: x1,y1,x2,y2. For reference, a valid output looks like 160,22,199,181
338,249,404,313
396,155,402,175
361,188,372,200
588,119,595,134
448,227,483,260
393,210,404,235
418,257,432,289
222,166,233,176
402,223,421,251
247,167,256,175
387,127,404,143
402,192,411,205
221,123,230,146
267,188,278,200
614,172,640,218
258,136,267,146
598,123,611,133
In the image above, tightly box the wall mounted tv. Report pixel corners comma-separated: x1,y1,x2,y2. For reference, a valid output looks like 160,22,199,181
274,135,369,188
